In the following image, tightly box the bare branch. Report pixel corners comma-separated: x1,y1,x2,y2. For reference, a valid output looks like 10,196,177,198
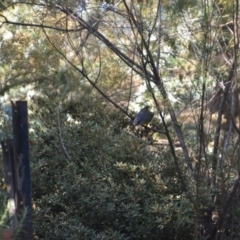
0,13,84,32
209,168,240,239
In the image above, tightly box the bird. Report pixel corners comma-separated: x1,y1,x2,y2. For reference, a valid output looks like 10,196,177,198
133,106,154,126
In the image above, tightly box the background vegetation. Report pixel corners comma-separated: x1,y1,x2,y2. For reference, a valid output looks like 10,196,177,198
0,0,240,239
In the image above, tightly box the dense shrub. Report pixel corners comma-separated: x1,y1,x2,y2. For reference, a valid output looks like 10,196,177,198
31,107,194,239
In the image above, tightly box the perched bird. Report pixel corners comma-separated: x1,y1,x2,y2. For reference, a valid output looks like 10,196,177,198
133,106,154,126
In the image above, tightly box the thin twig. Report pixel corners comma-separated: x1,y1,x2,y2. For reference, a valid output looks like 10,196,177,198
57,76,72,162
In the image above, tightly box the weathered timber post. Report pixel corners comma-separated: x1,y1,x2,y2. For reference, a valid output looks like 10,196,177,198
1,139,18,229
11,101,33,240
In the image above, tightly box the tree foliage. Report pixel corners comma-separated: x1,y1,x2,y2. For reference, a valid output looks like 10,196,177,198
0,0,240,239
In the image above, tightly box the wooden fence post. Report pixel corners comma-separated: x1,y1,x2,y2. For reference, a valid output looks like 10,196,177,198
12,101,33,239
1,139,18,229
2,101,33,239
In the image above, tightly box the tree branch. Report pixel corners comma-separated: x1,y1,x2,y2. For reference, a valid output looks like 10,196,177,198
209,168,240,239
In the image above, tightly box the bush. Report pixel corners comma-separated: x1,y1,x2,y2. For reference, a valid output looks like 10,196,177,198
31,105,194,239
